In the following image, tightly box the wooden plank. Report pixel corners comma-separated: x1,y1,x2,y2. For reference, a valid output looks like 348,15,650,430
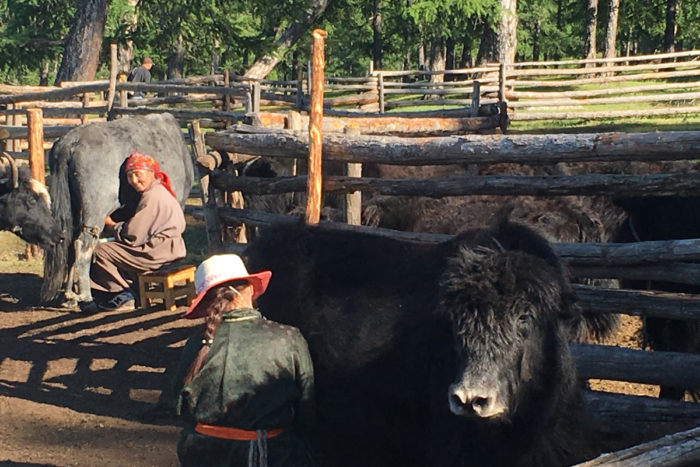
204,130,700,165
572,263,700,287
576,426,700,467
572,344,700,387
574,284,700,320
512,106,700,121
211,172,700,198
584,391,700,445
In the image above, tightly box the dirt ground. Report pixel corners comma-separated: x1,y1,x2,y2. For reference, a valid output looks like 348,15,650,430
0,232,197,466
0,230,656,467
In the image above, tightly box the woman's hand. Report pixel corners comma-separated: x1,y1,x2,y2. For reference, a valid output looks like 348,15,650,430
104,215,117,229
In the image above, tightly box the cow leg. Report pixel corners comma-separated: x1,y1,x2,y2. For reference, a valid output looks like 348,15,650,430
72,226,100,303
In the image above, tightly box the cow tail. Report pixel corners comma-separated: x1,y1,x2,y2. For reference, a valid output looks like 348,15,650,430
40,145,73,304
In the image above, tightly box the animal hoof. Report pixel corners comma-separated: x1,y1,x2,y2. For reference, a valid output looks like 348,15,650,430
79,301,100,314
60,300,79,310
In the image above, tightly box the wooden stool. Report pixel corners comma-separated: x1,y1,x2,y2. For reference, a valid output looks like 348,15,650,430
138,264,197,311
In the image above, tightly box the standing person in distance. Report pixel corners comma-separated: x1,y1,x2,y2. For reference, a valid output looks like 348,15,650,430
176,254,316,467
127,57,153,99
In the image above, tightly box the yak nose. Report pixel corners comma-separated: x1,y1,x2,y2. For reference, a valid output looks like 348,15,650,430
448,384,504,418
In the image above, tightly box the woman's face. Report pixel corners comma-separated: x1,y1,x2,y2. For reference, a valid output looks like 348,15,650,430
126,168,156,192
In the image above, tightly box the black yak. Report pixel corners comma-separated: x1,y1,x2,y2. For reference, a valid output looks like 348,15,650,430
244,218,601,466
614,195,700,401
0,152,62,248
40,113,194,308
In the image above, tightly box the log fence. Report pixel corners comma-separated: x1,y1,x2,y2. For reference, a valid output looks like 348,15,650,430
2,47,700,459
197,120,700,452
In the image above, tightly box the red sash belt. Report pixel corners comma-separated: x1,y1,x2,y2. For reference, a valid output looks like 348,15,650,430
195,423,284,441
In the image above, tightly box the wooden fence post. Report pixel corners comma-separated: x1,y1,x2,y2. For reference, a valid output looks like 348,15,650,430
499,62,506,101
81,93,90,124
118,73,128,109
188,120,223,252
223,69,231,112
470,81,481,117
107,43,118,118
296,65,304,110
306,28,327,225
252,81,261,114
344,127,362,225
378,72,385,114
26,108,45,184
5,104,15,152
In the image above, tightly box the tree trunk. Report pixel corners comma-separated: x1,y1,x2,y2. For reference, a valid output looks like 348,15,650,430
54,0,111,84
602,0,620,59
497,0,518,64
663,0,678,53
39,60,50,86
167,34,185,80
445,37,455,74
477,0,517,65
532,19,541,61
583,0,598,61
211,38,221,74
459,36,473,68
372,0,383,70
476,24,497,64
427,37,445,85
244,0,330,79
117,0,139,76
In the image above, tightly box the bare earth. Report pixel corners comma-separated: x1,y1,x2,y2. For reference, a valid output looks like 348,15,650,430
0,232,654,466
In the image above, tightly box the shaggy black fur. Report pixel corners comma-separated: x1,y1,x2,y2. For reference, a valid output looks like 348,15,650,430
614,195,700,401
244,218,600,466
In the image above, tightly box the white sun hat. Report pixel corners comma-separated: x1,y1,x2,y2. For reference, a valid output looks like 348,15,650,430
184,254,271,319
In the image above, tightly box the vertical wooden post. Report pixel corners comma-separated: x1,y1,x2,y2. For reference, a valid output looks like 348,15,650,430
188,120,223,252
252,81,261,114
5,104,15,152
81,93,90,124
498,62,506,101
107,43,118,117
344,127,362,225
378,73,385,114
26,108,45,184
305,29,327,225
118,73,128,109
296,66,304,110
244,81,253,114
223,69,231,112
470,81,481,117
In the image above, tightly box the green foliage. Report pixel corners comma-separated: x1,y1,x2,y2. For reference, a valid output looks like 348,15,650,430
0,0,73,83
0,0,697,84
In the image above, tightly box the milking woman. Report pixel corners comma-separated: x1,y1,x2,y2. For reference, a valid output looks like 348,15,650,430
174,254,315,467
89,151,186,312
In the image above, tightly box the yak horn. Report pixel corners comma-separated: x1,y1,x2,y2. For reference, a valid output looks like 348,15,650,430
1,152,19,189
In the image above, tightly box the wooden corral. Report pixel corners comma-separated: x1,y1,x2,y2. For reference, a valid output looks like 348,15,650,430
195,119,700,461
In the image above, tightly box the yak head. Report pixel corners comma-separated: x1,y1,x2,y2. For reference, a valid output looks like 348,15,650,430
0,153,63,248
438,222,580,425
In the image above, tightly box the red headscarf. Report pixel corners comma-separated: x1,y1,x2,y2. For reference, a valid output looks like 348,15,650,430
125,151,177,198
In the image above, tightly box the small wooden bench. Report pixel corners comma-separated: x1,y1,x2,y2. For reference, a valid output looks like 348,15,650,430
137,263,197,311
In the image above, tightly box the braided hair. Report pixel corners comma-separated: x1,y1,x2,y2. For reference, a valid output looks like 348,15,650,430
182,280,248,386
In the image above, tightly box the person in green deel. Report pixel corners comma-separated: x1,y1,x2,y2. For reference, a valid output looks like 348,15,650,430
175,254,315,467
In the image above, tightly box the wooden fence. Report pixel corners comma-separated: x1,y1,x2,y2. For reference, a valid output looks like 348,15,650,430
194,123,700,451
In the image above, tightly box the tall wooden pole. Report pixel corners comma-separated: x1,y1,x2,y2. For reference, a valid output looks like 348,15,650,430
26,108,45,184
305,28,327,225
107,43,118,117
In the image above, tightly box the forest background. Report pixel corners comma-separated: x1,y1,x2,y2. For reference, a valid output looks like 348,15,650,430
1,0,699,87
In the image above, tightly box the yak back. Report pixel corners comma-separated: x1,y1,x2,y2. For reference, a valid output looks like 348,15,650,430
245,220,451,395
